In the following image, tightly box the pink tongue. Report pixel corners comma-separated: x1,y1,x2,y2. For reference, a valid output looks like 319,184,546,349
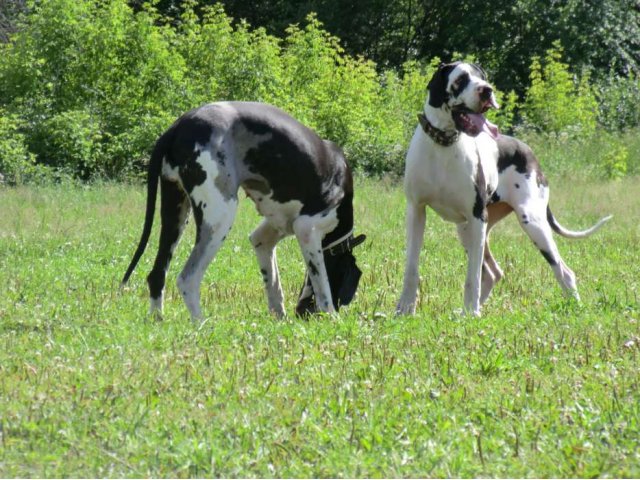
468,113,499,139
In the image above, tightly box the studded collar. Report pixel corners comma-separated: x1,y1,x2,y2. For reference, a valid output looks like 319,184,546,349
323,231,367,256
417,112,459,146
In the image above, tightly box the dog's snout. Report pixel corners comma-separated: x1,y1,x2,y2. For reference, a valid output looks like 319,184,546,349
479,85,493,101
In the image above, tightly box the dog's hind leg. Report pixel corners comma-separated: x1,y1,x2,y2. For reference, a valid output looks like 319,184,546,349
250,219,286,317
480,241,501,305
516,204,579,300
178,189,238,322
480,202,513,304
147,178,191,316
396,202,427,315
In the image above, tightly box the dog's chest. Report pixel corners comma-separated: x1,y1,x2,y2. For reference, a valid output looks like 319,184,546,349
406,133,499,222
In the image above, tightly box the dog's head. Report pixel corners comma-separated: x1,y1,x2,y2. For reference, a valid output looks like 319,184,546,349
295,234,366,316
427,61,500,138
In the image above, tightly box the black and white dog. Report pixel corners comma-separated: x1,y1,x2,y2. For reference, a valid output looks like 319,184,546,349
396,62,611,316
122,102,366,321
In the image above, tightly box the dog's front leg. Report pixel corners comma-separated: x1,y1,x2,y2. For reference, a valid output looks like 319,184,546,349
250,219,286,317
457,219,487,316
293,218,335,314
396,202,427,315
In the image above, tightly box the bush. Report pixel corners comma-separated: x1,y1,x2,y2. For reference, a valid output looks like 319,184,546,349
278,16,402,173
522,42,598,136
0,0,188,179
29,109,103,178
0,109,43,184
1,2,638,181
595,70,640,131
519,128,640,180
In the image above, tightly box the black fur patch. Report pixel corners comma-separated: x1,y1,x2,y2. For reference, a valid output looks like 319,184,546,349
470,63,487,80
540,249,557,266
179,154,207,194
451,71,470,97
473,186,488,222
496,135,548,187
239,107,346,216
324,251,362,309
147,178,189,300
192,200,204,242
473,158,488,222
308,260,319,276
427,63,458,108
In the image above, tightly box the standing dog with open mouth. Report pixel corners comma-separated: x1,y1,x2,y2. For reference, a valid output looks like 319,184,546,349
396,62,611,316
122,101,366,321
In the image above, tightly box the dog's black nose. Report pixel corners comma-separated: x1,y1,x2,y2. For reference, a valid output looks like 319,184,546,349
479,85,493,101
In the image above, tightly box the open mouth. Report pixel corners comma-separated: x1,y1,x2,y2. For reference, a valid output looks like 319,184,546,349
452,100,499,139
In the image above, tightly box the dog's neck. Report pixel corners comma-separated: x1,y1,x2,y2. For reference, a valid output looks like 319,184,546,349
424,102,456,131
420,103,459,146
322,193,354,249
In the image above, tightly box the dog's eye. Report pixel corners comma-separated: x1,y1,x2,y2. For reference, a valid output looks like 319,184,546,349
450,72,470,95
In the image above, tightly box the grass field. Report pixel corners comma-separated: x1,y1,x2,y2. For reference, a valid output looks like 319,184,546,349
1,175,639,477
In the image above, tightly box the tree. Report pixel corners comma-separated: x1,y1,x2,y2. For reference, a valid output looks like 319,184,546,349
134,0,640,96
0,0,27,43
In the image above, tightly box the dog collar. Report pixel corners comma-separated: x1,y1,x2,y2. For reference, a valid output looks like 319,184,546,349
418,112,459,146
323,231,366,256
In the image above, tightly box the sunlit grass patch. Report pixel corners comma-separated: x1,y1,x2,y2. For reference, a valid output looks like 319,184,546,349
0,176,638,477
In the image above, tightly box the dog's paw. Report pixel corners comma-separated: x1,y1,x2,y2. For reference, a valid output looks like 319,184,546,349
395,302,416,316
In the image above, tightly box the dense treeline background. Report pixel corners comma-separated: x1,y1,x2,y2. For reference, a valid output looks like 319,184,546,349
135,0,640,95
1,0,639,184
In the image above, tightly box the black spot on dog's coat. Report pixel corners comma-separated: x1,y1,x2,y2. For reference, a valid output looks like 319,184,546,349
473,186,488,222
540,249,557,266
473,158,488,222
497,135,548,187
240,112,346,216
192,201,204,242
308,260,319,276
180,157,207,194
451,71,470,97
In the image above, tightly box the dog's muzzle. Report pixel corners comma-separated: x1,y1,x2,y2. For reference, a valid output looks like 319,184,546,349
452,104,499,139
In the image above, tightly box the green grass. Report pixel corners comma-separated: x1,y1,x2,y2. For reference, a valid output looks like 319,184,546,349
0,175,638,477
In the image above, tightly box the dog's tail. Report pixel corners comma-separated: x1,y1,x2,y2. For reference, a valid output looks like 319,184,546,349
547,206,612,239
121,131,171,286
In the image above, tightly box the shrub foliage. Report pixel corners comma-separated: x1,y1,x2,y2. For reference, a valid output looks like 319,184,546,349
0,0,639,182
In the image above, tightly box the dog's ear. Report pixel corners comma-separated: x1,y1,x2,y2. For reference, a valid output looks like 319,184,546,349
471,63,487,80
428,63,455,108
335,255,362,308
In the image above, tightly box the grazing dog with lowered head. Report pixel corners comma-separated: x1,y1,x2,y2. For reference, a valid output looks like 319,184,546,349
122,102,366,321
396,62,611,316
